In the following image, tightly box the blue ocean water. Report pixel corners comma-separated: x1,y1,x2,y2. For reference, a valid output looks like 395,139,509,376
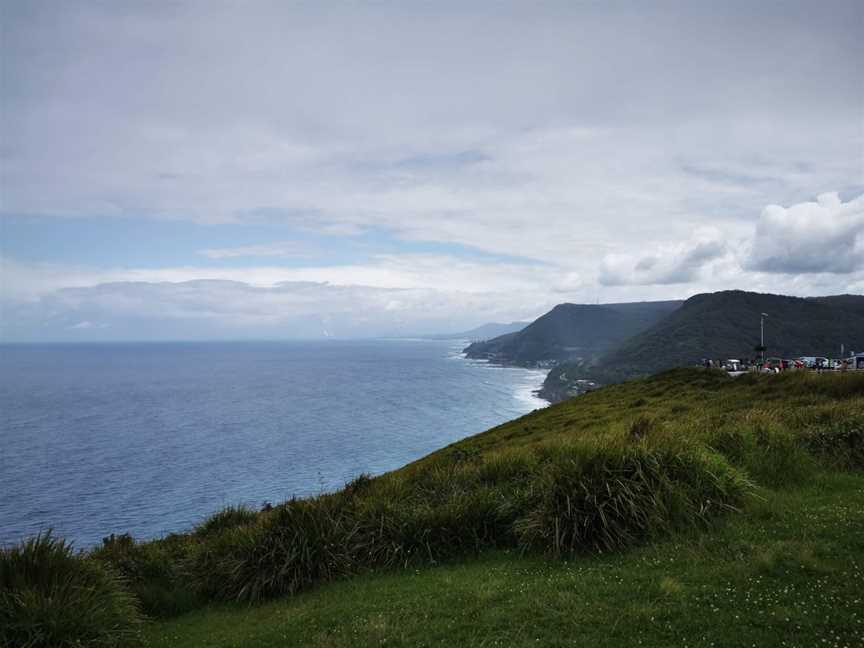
0,340,546,548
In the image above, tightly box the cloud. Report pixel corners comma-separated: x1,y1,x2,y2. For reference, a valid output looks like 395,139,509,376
68,320,108,330
2,0,863,339
0,252,575,340
746,193,864,274
597,193,864,287
598,228,730,286
1,279,558,341
1,1,861,271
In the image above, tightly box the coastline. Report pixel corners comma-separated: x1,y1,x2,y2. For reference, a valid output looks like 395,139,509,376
453,341,550,409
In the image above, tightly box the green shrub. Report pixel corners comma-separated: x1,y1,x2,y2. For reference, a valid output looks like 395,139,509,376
0,532,143,647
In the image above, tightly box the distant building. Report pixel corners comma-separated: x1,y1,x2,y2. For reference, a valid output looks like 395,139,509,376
854,352,864,370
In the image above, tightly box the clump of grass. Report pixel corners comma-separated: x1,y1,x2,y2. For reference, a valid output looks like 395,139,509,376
744,421,817,487
343,473,375,497
1,532,143,647
475,450,538,486
658,576,684,596
192,496,359,603
802,420,864,470
628,416,659,441
708,428,749,464
514,441,748,556
92,533,200,617
355,483,513,568
195,505,259,538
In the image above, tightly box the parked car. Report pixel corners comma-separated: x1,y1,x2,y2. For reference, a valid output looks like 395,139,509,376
724,359,742,372
799,356,830,369
763,357,784,372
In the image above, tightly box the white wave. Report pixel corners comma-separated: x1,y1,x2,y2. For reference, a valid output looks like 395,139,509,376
512,370,549,411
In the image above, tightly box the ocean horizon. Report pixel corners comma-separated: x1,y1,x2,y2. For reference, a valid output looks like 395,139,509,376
0,339,547,548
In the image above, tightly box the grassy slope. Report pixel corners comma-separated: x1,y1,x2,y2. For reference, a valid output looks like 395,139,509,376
421,367,861,458
145,472,864,647
142,369,864,647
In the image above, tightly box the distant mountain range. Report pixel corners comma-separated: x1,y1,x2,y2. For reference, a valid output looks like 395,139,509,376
463,290,864,402
463,301,682,366
421,321,530,341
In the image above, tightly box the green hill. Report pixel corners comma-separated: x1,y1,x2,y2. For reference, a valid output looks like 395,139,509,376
463,300,682,366
543,291,864,400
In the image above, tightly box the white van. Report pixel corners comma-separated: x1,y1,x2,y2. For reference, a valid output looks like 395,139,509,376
799,357,829,369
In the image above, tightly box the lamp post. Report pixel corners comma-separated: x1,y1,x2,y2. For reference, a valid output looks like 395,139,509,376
760,312,768,365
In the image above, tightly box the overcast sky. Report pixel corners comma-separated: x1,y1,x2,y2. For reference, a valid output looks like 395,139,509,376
1,0,862,340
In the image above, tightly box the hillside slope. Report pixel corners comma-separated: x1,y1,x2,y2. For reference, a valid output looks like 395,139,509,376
463,300,682,366
542,291,864,399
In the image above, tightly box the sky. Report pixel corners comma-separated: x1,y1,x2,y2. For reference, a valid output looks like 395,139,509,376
1,0,863,340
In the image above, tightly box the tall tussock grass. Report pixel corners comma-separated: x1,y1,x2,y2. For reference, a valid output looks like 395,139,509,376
1,532,143,647
193,496,359,602
194,505,259,538
515,442,748,555
92,532,200,617
181,437,749,603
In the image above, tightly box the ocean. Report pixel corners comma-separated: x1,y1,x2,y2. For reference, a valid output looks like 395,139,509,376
0,339,547,548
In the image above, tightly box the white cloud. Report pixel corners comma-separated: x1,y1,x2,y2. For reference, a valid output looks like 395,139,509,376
595,193,864,289
2,279,558,341
2,2,861,271
746,193,864,274
598,228,731,286
1,1,862,340
4,189,864,342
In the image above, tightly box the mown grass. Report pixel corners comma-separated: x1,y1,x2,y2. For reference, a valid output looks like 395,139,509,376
4,369,863,646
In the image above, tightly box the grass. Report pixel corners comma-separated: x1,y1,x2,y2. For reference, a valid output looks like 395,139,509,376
5,368,864,646
0,533,143,647
142,471,864,647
